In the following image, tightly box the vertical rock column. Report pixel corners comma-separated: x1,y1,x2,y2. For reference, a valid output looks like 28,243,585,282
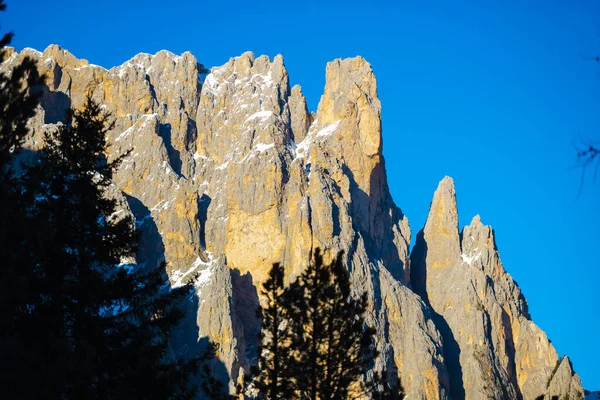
411,177,583,400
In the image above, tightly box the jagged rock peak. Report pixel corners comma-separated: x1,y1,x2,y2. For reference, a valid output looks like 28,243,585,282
317,55,381,155
42,44,90,69
546,357,584,400
433,175,457,202
469,213,482,226
411,175,583,400
216,51,286,81
194,49,292,170
289,84,311,142
319,56,378,114
430,176,458,216
423,176,460,269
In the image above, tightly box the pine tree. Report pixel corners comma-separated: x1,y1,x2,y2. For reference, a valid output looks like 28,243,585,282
0,0,41,169
250,249,396,399
22,97,201,399
286,249,379,400
0,4,224,396
0,0,45,395
251,262,295,399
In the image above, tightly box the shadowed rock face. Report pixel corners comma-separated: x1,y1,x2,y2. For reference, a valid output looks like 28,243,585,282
2,45,583,399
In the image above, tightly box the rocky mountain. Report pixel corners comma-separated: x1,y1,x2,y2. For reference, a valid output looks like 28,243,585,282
1,45,585,399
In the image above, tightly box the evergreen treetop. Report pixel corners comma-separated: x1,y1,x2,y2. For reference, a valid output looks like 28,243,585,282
23,96,202,399
249,248,404,400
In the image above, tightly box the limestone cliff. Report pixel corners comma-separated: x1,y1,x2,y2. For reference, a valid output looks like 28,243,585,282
1,45,584,399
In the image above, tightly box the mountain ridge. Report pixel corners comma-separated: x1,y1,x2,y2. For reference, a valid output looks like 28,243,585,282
1,44,585,399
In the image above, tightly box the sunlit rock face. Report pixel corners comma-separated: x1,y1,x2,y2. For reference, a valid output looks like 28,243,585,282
410,177,583,400
3,45,583,399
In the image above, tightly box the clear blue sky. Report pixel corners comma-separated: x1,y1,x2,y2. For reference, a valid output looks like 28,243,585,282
6,0,600,390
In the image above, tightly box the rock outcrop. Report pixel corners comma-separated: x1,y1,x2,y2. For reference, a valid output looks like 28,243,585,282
1,45,584,399
411,177,583,400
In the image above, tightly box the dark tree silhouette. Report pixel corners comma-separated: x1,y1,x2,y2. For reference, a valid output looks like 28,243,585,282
0,0,45,395
285,249,379,400
19,97,205,399
0,3,41,168
0,3,226,398
251,262,295,399
0,5,225,395
247,249,403,399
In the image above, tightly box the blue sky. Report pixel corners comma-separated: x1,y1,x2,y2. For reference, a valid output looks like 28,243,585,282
6,0,600,390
